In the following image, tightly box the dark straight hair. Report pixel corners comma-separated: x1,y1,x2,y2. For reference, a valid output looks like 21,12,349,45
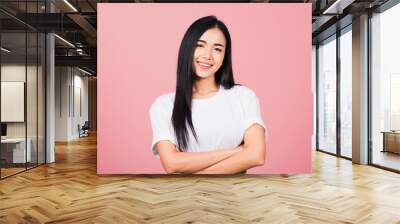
172,15,236,151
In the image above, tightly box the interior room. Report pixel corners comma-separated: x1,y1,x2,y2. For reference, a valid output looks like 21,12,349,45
0,0,399,223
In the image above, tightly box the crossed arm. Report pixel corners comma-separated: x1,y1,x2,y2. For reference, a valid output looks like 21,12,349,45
156,124,266,174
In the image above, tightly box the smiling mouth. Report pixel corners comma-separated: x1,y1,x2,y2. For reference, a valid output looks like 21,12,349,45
197,61,213,70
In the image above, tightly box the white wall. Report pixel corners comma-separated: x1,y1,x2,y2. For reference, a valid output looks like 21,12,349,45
55,67,89,141
72,73,89,138
1,65,26,131
55,66,70,141
1,63,46,163
1,65,41,137
1,82,25,122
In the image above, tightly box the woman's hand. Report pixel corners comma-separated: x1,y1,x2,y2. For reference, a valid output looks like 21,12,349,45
194,124,266,174
156,140,245,174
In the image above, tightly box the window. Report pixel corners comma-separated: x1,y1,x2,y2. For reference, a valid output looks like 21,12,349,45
371,2,400,171
339,27,352,158
317,36,337,154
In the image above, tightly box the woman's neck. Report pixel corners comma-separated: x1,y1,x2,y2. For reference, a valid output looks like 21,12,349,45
193,76,219,94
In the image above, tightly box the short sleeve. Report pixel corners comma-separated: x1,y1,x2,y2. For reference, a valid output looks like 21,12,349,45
149,96,177,158
238,86,268,137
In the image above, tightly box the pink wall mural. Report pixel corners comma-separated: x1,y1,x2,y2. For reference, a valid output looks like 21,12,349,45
97,3,312,174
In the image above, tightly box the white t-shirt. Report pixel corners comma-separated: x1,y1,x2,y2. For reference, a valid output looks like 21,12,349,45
149,85,267,157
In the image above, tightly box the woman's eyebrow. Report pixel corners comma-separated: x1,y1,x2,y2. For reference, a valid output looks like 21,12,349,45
197,39,225,48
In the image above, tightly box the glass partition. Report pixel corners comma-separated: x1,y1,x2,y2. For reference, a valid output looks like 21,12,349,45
0,1,46,179
27,31,38,169
1,31,28,177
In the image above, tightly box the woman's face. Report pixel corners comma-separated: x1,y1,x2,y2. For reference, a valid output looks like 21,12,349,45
192,27,226,79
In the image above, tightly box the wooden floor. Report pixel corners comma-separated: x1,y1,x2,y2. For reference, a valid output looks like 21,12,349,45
0,167,26,178
1,134,400,223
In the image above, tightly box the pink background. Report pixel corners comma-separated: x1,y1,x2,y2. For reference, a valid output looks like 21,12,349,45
97,3,312,174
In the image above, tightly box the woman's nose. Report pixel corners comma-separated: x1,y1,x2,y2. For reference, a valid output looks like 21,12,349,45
202,47,212,59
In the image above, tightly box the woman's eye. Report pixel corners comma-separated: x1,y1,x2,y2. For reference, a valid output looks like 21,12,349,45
196,44,204,47
214,48,222,52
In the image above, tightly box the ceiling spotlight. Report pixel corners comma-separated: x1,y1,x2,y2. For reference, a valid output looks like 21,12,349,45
63,0,78,12
1,47,11,53
54,34,75,48
322,0,355,15
78,67,93,76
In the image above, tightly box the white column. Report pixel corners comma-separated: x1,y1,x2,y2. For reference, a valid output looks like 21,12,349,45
312,45,317,150
352,14,369,164
46,1,55,163
46,33,55,163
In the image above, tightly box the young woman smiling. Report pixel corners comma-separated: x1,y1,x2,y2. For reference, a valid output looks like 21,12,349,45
149,16,267,174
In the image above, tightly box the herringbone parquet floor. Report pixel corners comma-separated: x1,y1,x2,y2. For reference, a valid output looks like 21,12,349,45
1,134,400,224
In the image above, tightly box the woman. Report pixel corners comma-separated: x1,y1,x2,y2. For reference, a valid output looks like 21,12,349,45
149,15,266,174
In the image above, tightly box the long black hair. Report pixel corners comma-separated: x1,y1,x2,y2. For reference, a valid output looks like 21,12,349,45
172,15,236,151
